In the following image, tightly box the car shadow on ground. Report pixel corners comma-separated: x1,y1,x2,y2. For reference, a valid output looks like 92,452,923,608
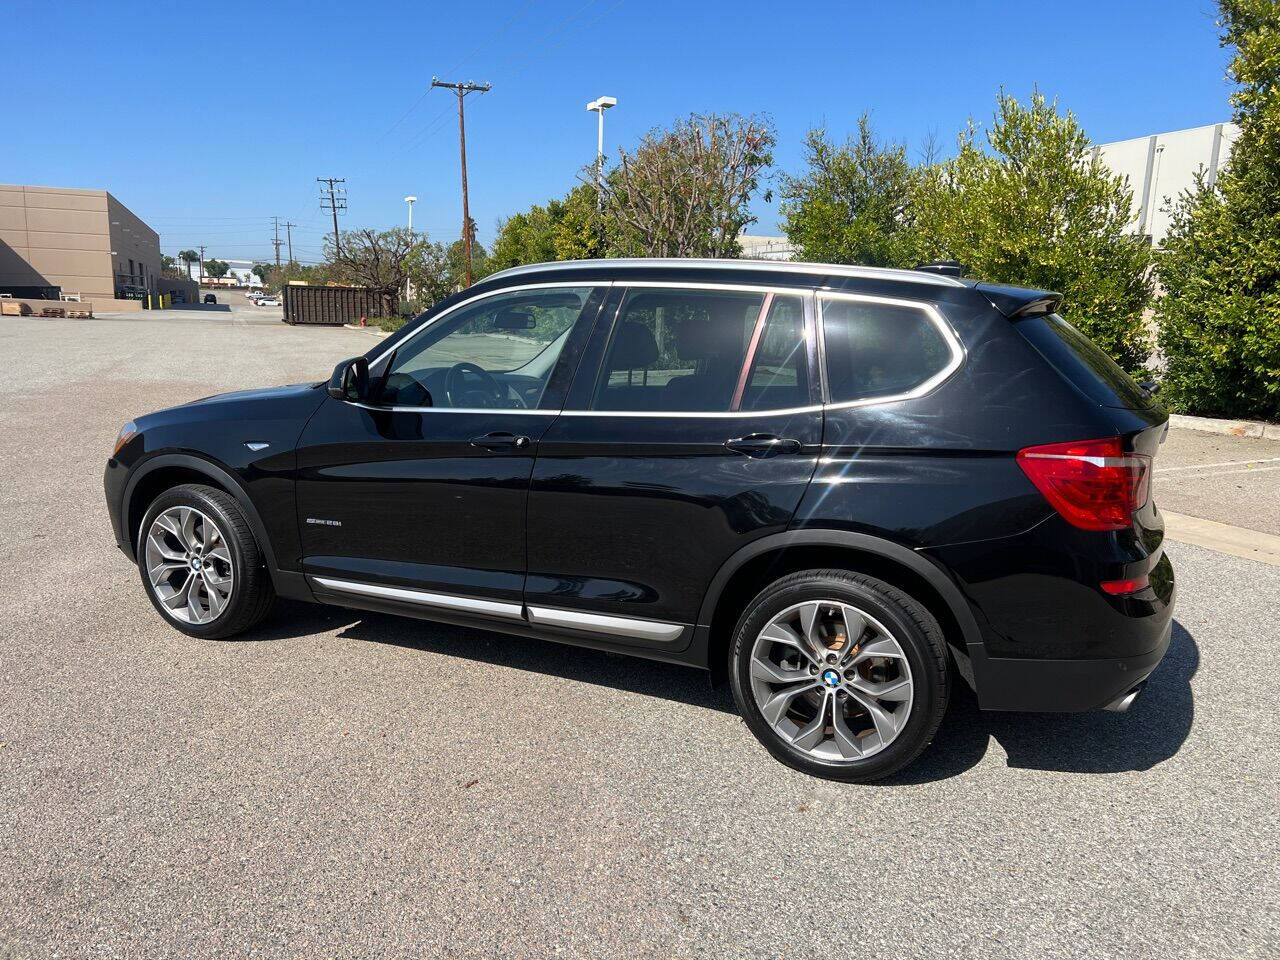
255,603,1197,782
258,601,737,713
887,619,1199,784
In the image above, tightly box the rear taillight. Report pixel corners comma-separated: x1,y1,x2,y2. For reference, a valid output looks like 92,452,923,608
1016,437,1151,531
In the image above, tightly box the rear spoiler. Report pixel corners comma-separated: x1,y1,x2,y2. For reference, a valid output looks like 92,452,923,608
975,282,1062,319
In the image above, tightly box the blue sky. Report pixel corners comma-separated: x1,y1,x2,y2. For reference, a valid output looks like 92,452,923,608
4,0,1233,264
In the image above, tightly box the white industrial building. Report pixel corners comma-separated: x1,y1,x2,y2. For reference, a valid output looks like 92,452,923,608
1093,122,1239,246
739,122,1238,262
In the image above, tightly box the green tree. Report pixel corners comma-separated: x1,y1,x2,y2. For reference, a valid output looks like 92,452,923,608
327,227,428,315
489,183,610,271
780,116,922,267
203,259,230,280
602,112,775,258
490,205,559,271
252,263,273,285
1154,0,1280,421
913,91,1153,372
178,249,200,279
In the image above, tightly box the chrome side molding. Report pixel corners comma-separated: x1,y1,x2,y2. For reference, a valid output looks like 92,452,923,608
311,577,524,620
525,604,685,643
308,576,686,642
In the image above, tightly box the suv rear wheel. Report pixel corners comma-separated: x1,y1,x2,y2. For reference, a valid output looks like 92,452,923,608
137,484,274,639
729,569,949,782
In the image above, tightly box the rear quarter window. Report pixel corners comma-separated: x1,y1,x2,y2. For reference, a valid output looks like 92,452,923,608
1015,313,1152,410
820,296,958,404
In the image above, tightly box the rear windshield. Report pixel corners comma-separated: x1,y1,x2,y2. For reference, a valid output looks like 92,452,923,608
1015,313,1151,409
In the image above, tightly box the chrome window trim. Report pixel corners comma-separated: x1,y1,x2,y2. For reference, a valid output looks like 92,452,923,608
816,291,966,411
609,279,812,296
525,605,685,643
349,402,558,415
555,405,824,419
351,284,964,418
311,576,524,620
482,258,969,289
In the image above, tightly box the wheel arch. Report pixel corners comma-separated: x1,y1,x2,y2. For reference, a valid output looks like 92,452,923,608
122,454,281,579
697,531,983,684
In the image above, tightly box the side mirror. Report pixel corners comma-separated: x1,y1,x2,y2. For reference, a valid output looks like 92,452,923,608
327,357,370,401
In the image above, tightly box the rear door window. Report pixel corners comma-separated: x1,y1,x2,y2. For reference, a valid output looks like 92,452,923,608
739,295,810,411
592,288,762,412
1015,313,1152,409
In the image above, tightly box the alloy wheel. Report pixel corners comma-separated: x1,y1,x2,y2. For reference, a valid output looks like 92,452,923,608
748,600,914,761
144,506,234,624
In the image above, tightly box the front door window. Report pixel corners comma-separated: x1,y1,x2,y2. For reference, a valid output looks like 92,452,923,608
379,287,594,409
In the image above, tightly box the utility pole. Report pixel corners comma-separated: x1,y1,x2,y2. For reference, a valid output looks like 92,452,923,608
197,244,205,284
271,217,283,269
317,177,346,256
284,222,295,265
432,77,491,286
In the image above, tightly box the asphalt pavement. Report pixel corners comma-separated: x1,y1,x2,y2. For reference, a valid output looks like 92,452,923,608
0,310,1276,959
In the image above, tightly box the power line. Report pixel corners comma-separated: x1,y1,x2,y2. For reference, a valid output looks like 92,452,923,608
285,222,296,264
432,78,491,287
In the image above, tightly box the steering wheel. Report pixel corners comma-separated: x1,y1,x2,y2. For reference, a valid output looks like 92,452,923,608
443,362,524,408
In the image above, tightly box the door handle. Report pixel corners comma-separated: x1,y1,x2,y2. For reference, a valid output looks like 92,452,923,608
725,434,802,457
470,432,531,451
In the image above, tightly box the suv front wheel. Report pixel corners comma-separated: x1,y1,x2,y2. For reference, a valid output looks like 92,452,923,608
729,569,949,782
137,484,274,639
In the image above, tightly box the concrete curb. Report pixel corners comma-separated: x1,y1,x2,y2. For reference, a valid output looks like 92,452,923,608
1162,511,1280,567
343,323,391,338
1169,413,1280,439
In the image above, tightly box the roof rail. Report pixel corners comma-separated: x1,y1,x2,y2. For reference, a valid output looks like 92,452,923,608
481,257,969,288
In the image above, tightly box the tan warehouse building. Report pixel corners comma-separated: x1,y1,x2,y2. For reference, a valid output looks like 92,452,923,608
0,183,195,309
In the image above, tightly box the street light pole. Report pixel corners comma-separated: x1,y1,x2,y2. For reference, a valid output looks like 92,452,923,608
404,195,417,304
586,96,617,211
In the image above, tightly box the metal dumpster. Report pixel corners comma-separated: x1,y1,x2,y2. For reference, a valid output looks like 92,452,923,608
282,285,382,326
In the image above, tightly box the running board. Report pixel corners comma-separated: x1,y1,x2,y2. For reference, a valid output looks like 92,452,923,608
309,576,685,642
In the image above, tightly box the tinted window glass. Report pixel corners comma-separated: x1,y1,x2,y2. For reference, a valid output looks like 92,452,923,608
593,288,764,412
1015,313,1152,409
740,295,809,411
380,287,591,409
821,297,954,403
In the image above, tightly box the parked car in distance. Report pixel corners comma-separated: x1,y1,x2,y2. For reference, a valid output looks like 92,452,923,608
255,295,280,307
245,289,261,300
103,258,1175,781
203,294,217,304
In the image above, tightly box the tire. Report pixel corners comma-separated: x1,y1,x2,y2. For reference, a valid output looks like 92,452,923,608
728,569,949,782
136,483,275,639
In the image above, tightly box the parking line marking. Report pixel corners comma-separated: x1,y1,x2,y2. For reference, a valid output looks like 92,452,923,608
1162,511,1280,567
1156,457,1280,473
1160,465,1280,481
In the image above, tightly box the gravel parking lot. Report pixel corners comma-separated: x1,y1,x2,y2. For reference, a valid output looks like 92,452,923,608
1,311,1277,959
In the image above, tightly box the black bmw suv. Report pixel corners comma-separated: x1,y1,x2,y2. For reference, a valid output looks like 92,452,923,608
105,258,1175,781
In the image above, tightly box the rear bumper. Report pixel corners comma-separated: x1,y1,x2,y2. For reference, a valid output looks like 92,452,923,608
967,618,1172,712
